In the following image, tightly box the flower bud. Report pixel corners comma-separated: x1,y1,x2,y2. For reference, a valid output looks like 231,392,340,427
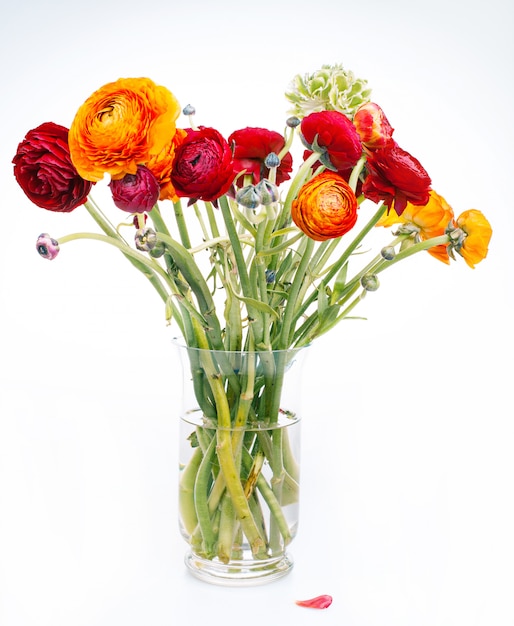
361,273,380,291
36,233,59,260
236,185,261,209
286,116,301,128
255,179,279,205
109,165,160,214
135,226,158,251
381,246,396,260
148,240,166,258
264,152,280,169
353,102,394,149
182,104,196,116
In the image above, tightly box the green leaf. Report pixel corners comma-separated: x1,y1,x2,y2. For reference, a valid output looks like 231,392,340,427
233,293,280,320
331,262,348,304
317,281,329,315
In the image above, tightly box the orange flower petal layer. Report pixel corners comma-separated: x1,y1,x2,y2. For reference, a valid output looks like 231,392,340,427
456,209,492,269
292,171,358,241
68,77,181,182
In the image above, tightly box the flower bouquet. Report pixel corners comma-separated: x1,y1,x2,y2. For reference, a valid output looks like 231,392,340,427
13,64,492,584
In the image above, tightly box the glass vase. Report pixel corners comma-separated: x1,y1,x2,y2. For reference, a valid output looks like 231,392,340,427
175,342,308,586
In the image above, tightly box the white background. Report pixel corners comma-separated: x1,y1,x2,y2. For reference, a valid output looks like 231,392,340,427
1,0,513,624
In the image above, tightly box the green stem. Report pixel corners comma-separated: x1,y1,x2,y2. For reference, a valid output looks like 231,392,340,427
173,199,191,248
375,234,450,273
217,492,236,563
294,202,387,324
218,195,264,345
194,434,218,558
178,446,202,536
194,326,268,558
278,237,315,349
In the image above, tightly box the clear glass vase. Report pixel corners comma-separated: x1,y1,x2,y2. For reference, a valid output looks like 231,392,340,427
175,341,308,586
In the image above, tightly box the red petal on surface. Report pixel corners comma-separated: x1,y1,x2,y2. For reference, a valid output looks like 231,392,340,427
295,594,333,609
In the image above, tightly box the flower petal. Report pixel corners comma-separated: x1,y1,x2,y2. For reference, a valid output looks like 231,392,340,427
295,594,333,609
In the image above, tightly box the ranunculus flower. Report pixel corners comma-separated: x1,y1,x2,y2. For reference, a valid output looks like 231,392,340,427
146,128,187,202
353,102,394,149
300,110,362,171
286,63,371,119
291,171,358,241
68,77,181,182
454,209,492,269
13,122,92,212
377,190,455,263
170,127,235,203
228,127,293,187
362,141,431,216
109,165,160,213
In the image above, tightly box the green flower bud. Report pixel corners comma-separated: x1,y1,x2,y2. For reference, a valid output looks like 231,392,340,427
286,116,301,128
255,179,279,205
285,63,372,120
182,104,196,116
149,240,166,258
264,152,280,169
236,185,261,209
361,273,380,292
381,246,396,261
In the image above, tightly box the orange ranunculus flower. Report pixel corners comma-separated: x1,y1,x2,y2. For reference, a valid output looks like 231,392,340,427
291,171,358,241
377,190,454,263
147,128,187,202
68,77,181,182
455,209,492,269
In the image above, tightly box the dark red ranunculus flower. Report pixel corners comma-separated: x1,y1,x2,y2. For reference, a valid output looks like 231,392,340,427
362,141,431,216
170,127,235,203
13,122,93,212
109,165,160,213
300,110,362,171
228,127,293,187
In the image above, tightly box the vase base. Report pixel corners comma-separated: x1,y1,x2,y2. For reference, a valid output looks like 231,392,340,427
184,550,294,586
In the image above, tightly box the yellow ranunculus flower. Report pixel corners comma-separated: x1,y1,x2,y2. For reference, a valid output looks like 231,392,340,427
68,77,181,182
455,209,492,269
377,190,454,263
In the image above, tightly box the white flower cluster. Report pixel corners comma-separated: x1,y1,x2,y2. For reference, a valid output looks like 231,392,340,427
285,63,372,119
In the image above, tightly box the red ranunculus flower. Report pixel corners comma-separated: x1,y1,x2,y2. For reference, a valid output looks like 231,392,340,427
300,110,362,171
228,127,293,187
170,127,235,203
13,122,93,212
362,141,431,216
109,165,160,214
